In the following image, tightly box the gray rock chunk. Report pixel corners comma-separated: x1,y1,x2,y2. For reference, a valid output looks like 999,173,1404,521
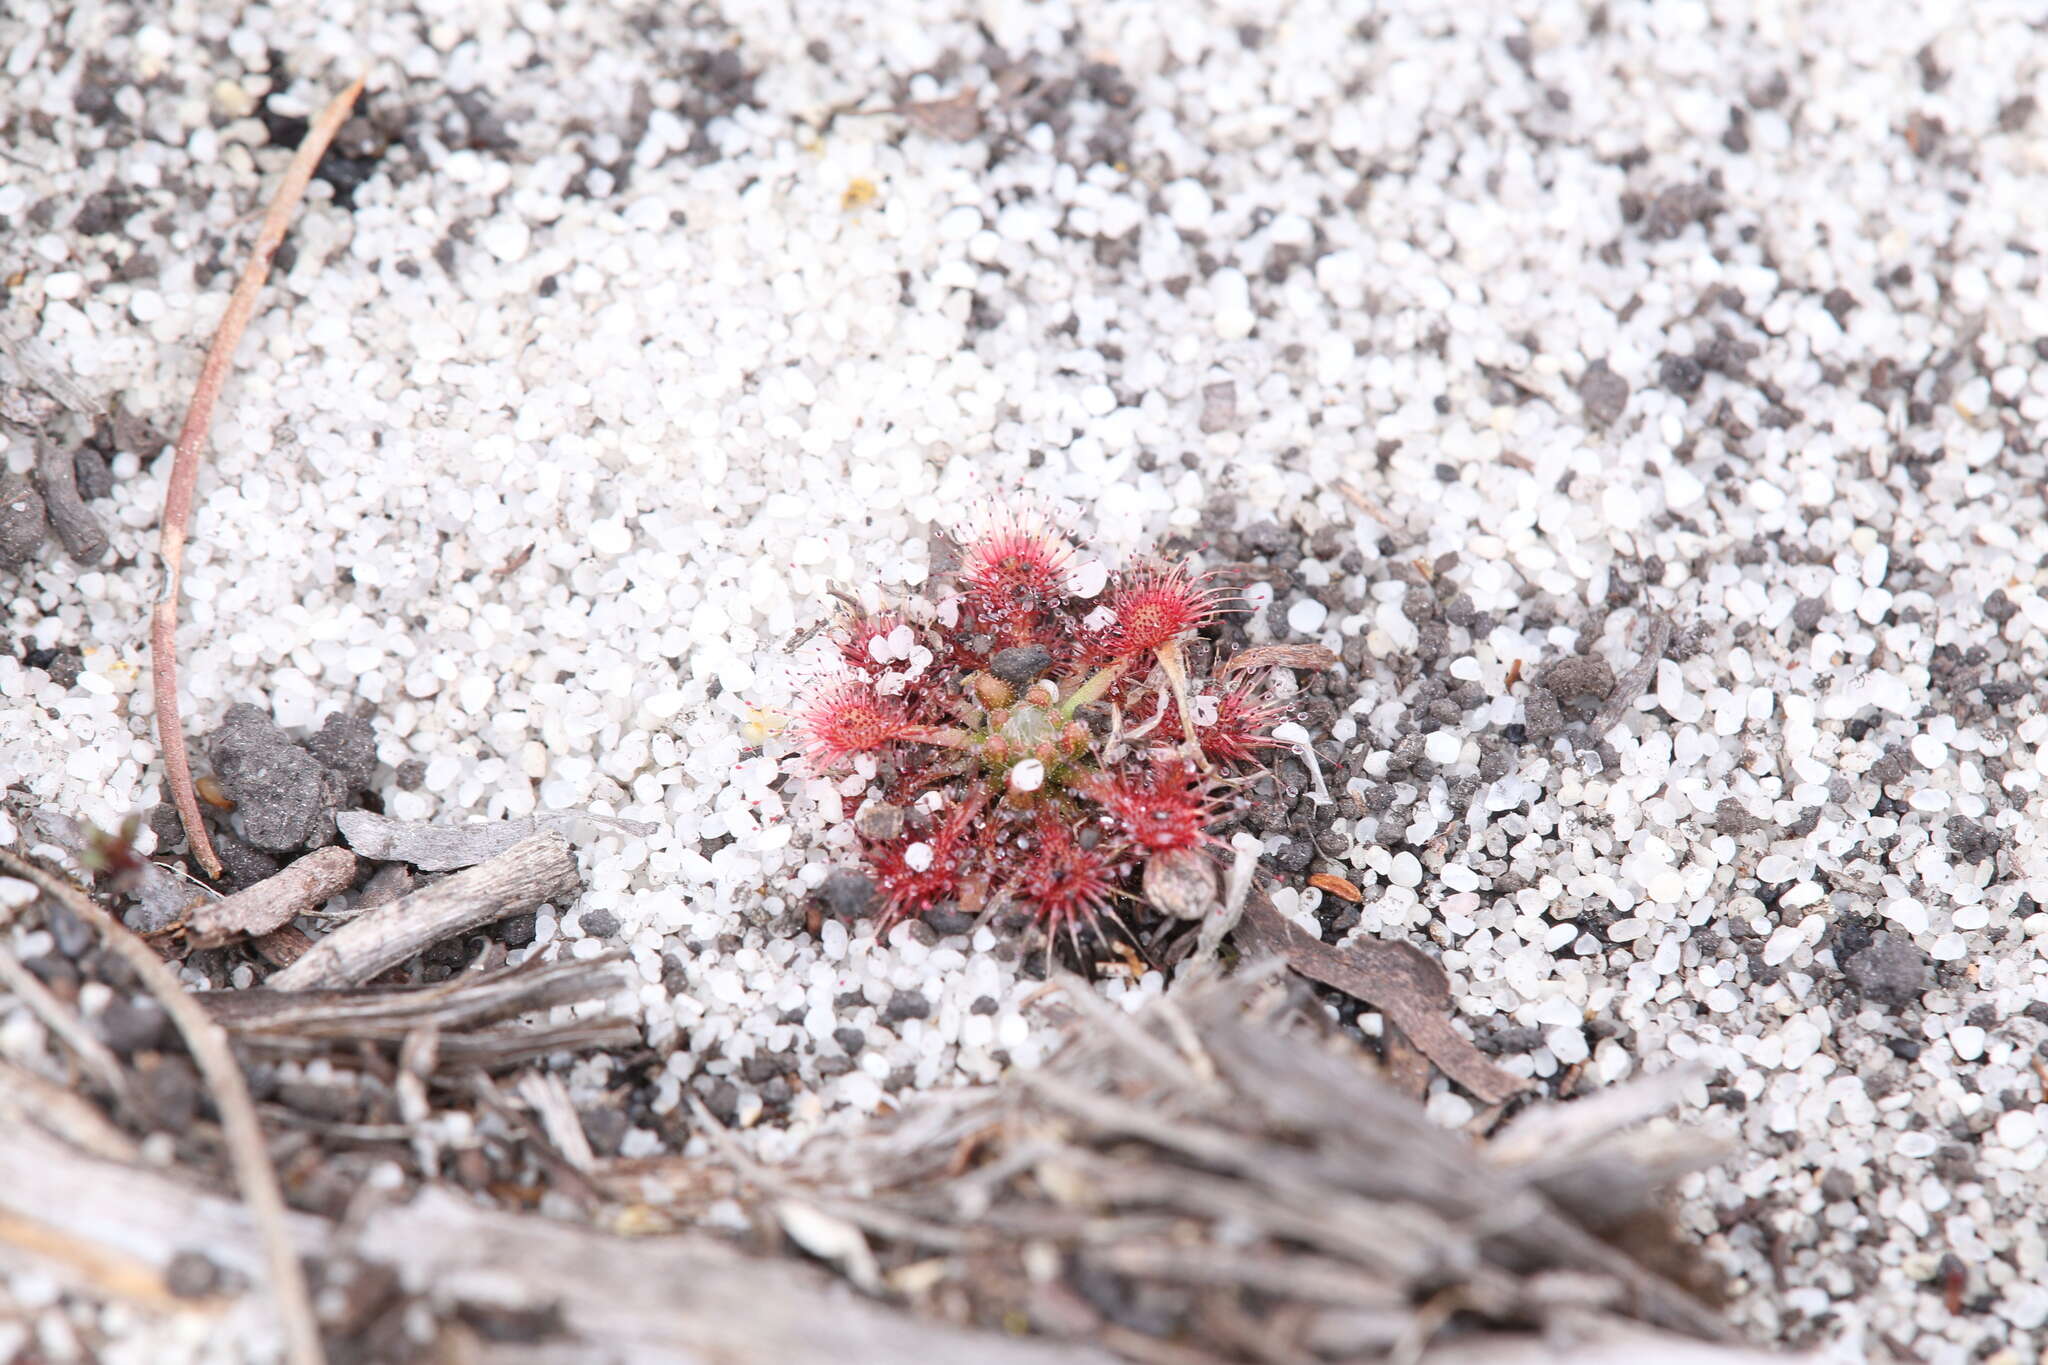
1711,798,1767,836
208,703,332,852
305,711,378,793
0,472,49,569
1522,686,1566,742
1842,931,1933,1008
1577,360,1629,426
988,644,1053,687
1541,655,1616,701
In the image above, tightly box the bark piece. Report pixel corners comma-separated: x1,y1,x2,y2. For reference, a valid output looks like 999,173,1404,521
185,846,357,947
335,809,657,872
1234,887,1531,1105
1217,643,1341,677
357,1188,1109,1365
34,439,107,563
0,472,48,569
268,834,580,990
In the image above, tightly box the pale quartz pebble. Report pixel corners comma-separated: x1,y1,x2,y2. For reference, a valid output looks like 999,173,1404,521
1287,597,1328,633
1546,1024,1589,1065
1949,1026,1986,1061
1996,1110,2040,1148
1762,924,1803,966
1645,868,1686,903
588,519,632,556
1777,1016,1822,1069
479,216,531,262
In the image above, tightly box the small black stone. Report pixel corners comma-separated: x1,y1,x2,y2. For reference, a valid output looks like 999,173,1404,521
969,995,999,1016
925,906,975,935
209,831,282,891
1791,596,1827,632
34,647,84,689
578,907,619,938
73,446,115,501
304,711,378,793
145,803,185,851
497,912,537,947
134,1053,201,1132
1711,798,1766,836
1659,353,1705,397
833,1025,867,1055
1242,520,1289,556
580,1106,628,1156
96,996,168,1056
164,1250,223,1299
1269,839,1314,873
1577,360,1629,426
883,990,931,1023
702,1080,741,1125
817,868,875,918
989,644,1053,686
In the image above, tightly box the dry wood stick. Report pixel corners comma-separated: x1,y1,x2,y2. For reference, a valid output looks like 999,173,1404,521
34,437,107,563
209,953,625,1034
185,846,358,947
152,75,364,880
0,848,325,1365
268,833,580,990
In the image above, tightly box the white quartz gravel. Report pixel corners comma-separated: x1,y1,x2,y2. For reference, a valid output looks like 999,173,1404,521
5,2,2048,1362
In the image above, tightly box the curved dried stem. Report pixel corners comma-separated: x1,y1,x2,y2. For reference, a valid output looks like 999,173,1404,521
152,75,365,880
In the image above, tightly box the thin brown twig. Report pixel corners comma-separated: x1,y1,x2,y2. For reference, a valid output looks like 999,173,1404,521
152,75,365,880
0,848,327,1365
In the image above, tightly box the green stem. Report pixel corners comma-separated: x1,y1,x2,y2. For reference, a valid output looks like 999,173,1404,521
1059,660,1128,718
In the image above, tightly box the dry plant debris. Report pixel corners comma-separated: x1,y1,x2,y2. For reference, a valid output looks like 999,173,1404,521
701,973,1761,1364
0,953,1771,1365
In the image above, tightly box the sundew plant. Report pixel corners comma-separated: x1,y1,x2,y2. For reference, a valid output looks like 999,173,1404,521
786,510,1292,953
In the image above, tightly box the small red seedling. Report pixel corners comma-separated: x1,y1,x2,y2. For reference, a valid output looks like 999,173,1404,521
782,509,1300,955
